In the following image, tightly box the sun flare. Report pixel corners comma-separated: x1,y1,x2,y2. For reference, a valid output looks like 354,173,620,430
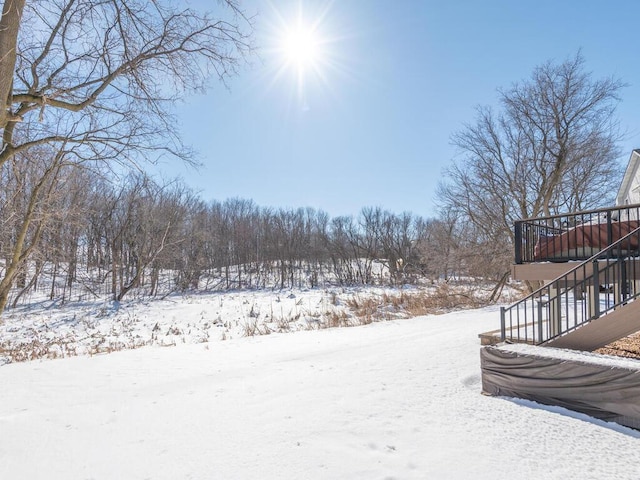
281,24,322,69
263,2,346,110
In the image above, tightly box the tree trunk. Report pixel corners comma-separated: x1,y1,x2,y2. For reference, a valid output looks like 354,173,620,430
0,0,25,131
488,271,510,303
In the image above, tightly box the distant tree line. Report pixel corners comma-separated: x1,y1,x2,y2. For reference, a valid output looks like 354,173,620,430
0,166,507,311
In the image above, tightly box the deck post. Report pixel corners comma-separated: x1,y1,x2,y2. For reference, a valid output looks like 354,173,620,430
606,214,613,248
548,282,562,338
537,299,544,343
500,307,506,341
514,221,523,264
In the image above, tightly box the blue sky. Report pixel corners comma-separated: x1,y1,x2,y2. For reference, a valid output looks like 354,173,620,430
167,0,640,218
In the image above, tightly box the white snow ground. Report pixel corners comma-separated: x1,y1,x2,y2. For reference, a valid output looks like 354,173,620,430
1,304,640,479
0,287,443,363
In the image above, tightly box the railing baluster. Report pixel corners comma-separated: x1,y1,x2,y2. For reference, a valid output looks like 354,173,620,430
592,259,600,320
515,221,523,265
536,298,541,343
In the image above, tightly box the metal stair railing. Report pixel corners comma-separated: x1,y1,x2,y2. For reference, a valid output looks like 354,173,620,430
501,225,640,345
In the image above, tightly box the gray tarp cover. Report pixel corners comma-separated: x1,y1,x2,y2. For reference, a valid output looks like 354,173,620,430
481,346,640,422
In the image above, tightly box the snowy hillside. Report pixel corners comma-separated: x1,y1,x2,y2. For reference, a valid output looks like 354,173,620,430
0,284,496,365
1,304,639,479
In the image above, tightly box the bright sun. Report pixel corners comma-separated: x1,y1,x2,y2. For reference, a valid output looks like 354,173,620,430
280,23,322,70
265,3,342,107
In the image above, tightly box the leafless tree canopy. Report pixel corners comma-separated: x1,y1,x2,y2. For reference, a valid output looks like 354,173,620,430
0,173,450,310
0,0,252,168
440,53,625,254
0,0,254,312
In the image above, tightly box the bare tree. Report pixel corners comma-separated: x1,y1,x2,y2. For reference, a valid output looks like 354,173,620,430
0,0,26,129
417,209,459,281
0,144,75,311
440,52,625,284
0,0,252,314
0,0,252,169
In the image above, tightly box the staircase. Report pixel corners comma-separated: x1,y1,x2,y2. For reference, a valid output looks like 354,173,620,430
500,224,640,350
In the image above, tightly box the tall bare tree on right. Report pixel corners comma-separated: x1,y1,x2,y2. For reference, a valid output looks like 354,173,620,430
439,52,625,288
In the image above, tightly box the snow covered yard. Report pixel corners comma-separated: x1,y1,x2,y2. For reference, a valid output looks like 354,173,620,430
0,285,491,364
0,288,380,363
1,305,639,479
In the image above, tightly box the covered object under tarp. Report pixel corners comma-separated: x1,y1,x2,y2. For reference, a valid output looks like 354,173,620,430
533,220,640,261
481,345,640,429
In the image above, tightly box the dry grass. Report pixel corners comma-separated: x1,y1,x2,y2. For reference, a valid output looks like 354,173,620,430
0,334,151,363
243,319,273,336
243,284,488,336
346,284,486,325
325,310,351,328
345,297,380,324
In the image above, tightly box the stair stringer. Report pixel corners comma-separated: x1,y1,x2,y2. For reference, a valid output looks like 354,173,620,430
543,299,640,351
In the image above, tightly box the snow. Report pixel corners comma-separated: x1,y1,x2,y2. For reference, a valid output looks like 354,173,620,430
502,342,640,370
0,287,425,363
1,300,640,479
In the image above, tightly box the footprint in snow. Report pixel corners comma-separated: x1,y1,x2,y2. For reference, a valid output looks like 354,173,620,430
460,374,481,389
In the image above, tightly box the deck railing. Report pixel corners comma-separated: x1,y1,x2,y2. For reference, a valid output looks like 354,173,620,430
515,204,640,264
502,225,640,345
